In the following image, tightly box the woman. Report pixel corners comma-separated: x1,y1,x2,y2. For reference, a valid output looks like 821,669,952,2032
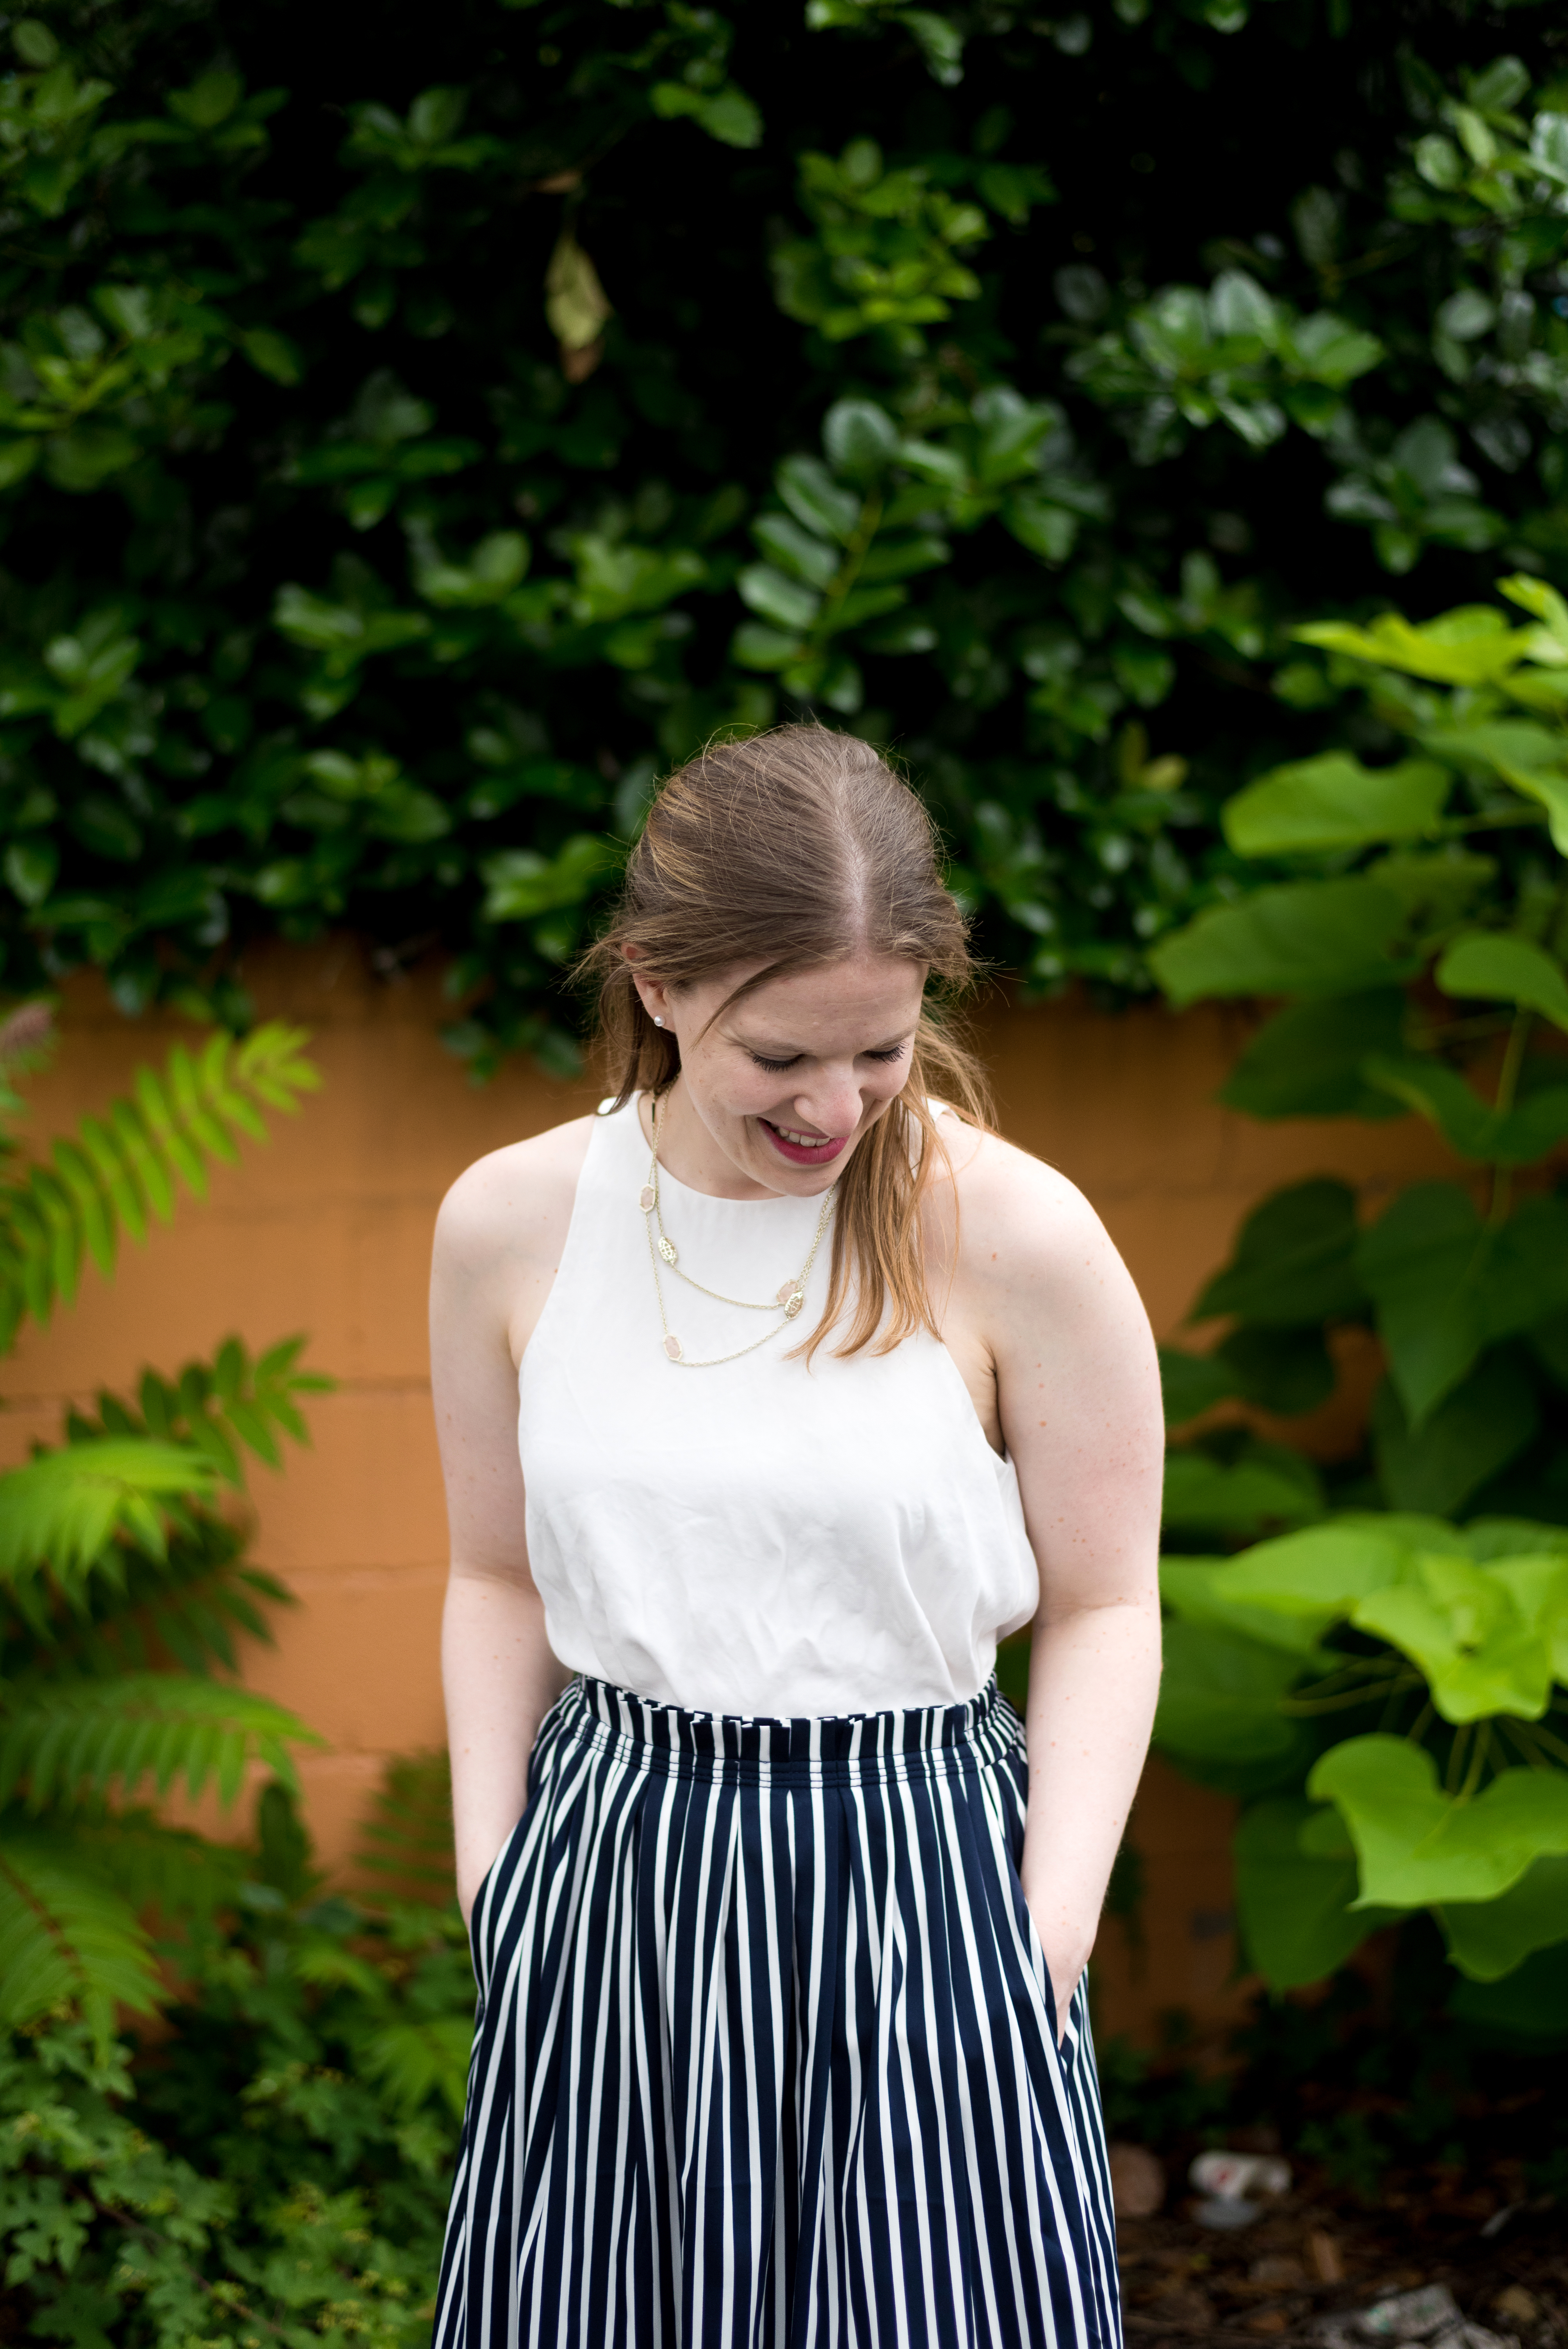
430,725,1164,2349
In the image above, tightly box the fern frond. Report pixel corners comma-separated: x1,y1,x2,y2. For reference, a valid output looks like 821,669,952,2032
67,1332,333,1486
0,1825,160,2046
0,1671,326,1810
355,2016,473,2119
55,1803,251,1917
0,1022,320,1339
2,1508,289,1681
0,1438,221,1620
355,1750,456,1905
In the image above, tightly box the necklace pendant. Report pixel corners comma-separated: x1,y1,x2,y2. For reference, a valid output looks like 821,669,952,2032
783,1289,805,1321
663,1333,683,1362
658,1235,677,1265
775,1280,796,1307
639,1183,656,1212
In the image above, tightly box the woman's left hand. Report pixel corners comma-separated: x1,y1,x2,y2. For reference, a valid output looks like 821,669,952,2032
1023,1877,1092,2045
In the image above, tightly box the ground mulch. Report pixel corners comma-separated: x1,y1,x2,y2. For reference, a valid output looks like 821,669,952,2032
1115,2180,1566,2349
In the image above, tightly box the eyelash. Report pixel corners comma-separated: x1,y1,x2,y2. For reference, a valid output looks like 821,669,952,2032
750,1045,907,1073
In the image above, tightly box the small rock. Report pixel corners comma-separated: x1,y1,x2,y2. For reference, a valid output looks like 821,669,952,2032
1494,2290,1539,2331
1252,2256,1308,2288
1147,2287,1215,2329
1359,2286,1463,2342
1308,2231,1346,2284
1107,2141,1165,2219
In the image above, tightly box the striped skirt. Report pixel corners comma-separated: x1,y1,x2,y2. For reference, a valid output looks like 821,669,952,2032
435,1674,1120,2349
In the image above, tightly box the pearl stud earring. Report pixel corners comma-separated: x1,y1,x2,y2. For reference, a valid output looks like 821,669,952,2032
653,1015,665,1027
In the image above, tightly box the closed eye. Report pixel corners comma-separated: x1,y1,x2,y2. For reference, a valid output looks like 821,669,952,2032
749,1044,907,1073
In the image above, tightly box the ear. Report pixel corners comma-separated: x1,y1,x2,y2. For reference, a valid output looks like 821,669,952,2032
627,957,674,1028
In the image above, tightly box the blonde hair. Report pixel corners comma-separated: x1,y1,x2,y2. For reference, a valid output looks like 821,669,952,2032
578,724,994,1360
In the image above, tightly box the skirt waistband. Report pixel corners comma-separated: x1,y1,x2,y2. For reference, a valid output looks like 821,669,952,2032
563,1671,1021,1786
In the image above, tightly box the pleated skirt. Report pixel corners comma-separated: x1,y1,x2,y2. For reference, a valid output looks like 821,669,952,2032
435,1674,1121,2349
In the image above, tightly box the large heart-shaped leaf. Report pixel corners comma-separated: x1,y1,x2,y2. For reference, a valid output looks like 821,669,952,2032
1194,1179,1365,1326
1234,1798,1403,1988
1370,1356,1539,1517
1441,1854,1568,1982
1154,1618,1308,1764
1149,877,1413,1007
1220,1521,1408,1634
1435,933,1568,1031
1223,754,1449,857
1310,1735,1568,1907
1160,1557,1334,1657
1219,990,1409,1121
1352,1552,1556,1722
1162,1446,1323,1536
1363,1055,1568,1165
1356,1183,1487,1425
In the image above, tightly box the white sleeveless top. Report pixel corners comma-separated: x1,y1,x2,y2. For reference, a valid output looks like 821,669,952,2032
517,1095,1039,1717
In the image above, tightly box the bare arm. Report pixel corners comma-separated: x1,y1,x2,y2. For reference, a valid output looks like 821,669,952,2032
951,1135,1164,2031
430,1123,590,1919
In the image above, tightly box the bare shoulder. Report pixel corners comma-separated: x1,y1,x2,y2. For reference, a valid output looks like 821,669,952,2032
940,1120,1117,1292
435,1111,598,1275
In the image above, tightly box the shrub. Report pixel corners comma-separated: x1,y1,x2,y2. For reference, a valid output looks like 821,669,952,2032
1149,580,1568,2019
0,1762,472,2349
1,3,1567,1065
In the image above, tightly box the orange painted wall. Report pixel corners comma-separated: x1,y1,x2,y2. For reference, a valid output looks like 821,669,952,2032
2,943,1455,2047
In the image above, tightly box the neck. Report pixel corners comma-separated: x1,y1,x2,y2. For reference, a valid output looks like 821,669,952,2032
647,1079,784,1202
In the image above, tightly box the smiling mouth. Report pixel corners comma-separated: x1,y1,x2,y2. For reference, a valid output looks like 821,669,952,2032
759,1117,848,1160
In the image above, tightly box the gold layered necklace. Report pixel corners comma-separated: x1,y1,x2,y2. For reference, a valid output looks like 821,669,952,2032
640,1090,837,1367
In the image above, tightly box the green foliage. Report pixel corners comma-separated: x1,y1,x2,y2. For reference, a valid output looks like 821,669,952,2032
0,1775,473,2349
0,1015,327,2046
1153,581,1568,2003
4,2,1568,1065
0,1023,319,1349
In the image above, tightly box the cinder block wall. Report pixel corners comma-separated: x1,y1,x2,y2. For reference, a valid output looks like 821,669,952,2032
2,943,1453,2046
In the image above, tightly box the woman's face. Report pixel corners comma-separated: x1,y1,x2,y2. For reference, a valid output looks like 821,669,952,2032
631,952,927,1197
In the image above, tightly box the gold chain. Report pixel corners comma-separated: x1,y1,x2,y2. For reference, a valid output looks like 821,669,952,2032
640,1091,836,1367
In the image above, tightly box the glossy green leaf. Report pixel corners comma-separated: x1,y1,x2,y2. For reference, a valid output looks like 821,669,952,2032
1295,608,1531,685
737,563,820,631
774,454,859,542
823,397,898,478
1310,1736,1568,1909
750,512,840,588
1148,878,1412,1006
478,834,618,921
1223,754,1449,857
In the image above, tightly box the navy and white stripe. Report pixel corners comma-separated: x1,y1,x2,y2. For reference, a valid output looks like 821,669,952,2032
435,1675,1121,2349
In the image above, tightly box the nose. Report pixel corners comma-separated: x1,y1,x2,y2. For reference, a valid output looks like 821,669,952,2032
789,1064,868,1137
